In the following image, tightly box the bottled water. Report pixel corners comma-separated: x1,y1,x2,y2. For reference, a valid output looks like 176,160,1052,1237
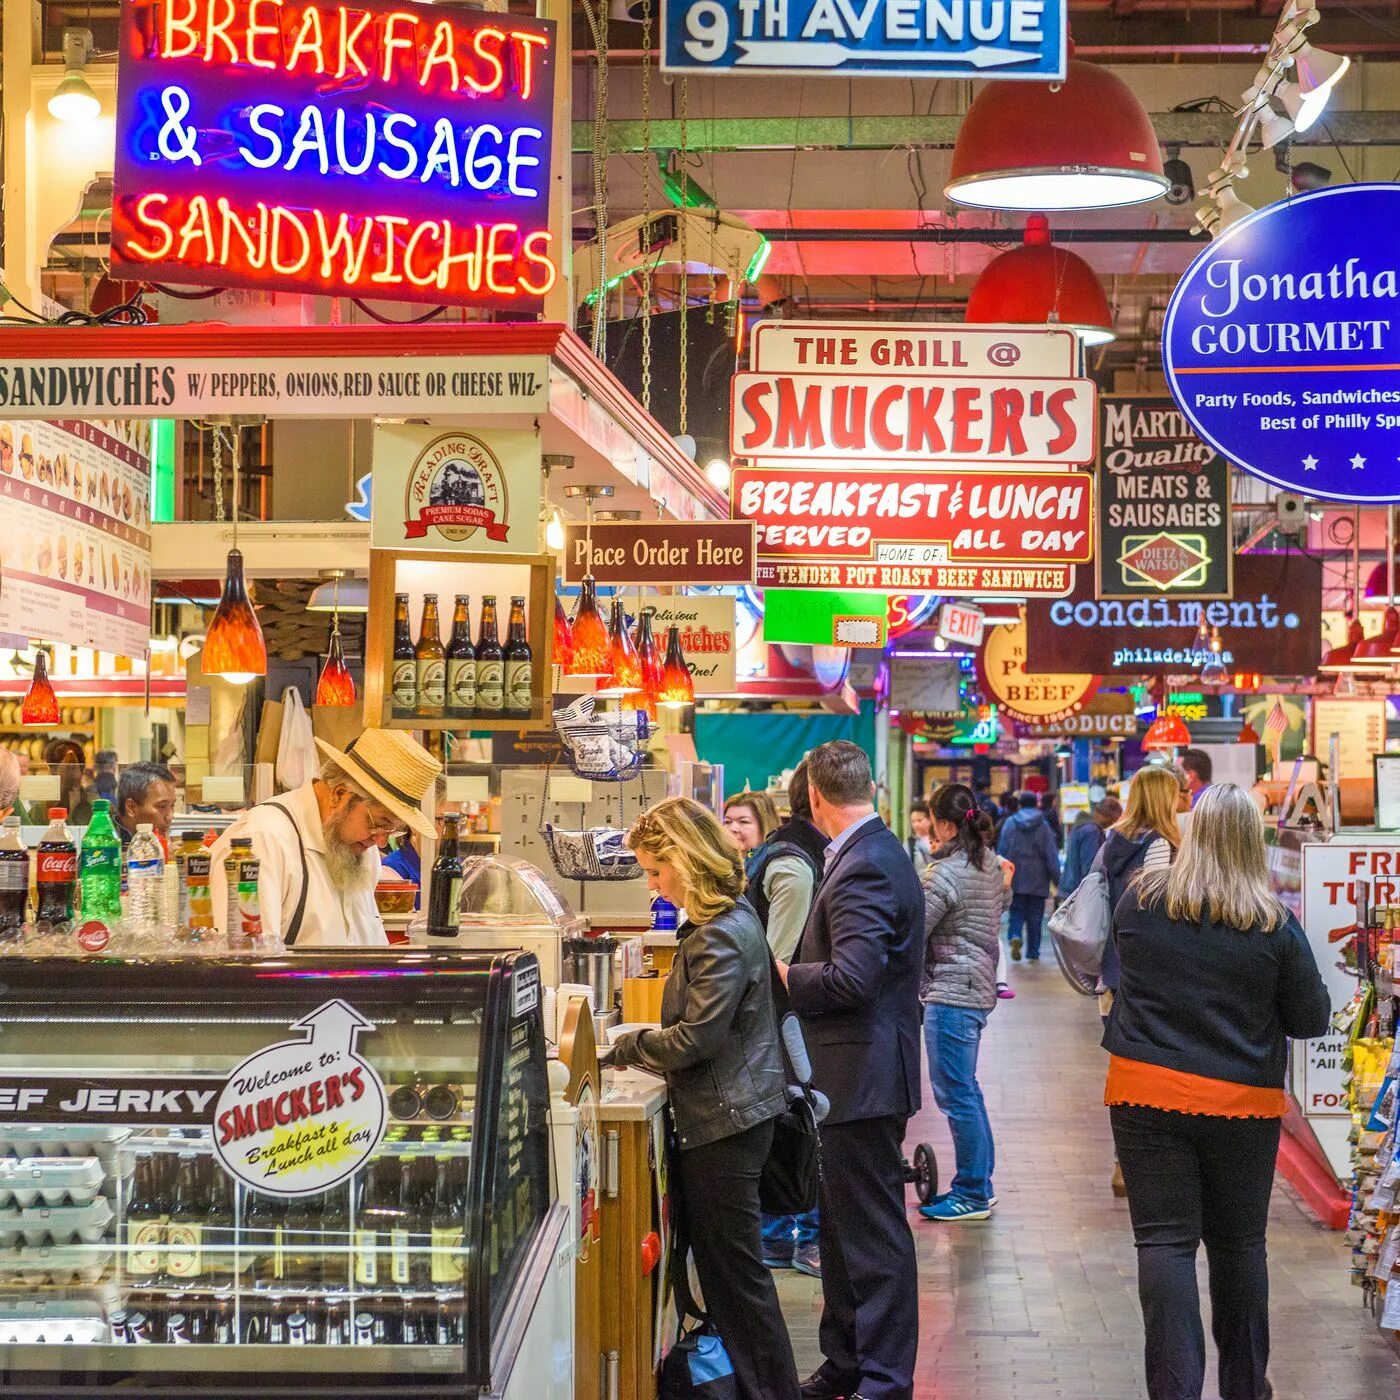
125,824,166,937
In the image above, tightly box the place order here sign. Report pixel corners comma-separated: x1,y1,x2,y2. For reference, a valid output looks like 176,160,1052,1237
728,323,1096,596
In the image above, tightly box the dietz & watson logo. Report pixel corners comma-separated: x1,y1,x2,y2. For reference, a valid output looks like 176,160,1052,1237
403,433,510,544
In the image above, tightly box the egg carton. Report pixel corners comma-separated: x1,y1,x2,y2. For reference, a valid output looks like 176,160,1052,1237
0,1127,130,1173
0,1158,105,1208
0,1245,113,1285
0,1197,111,1246
0,1298,107,1344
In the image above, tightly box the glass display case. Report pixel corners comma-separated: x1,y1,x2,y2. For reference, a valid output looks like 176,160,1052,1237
0,949,556,1397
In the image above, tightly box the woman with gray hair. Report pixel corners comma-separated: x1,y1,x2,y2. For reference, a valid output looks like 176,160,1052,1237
1104,783,1330,1400
0,750,20,820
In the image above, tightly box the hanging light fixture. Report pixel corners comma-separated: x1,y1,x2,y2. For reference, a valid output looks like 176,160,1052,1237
541,454,574,554
601,598,643,696
307,571,369,613
1142,713,1191,750
563,484,616,679
553,594,574,673
965,214,1115,345
1238,720,1261,745
657,624,695,708
1200,627,1228,685
546,510,566,552
313,575,357,706
1352,607,1399,667
1214,186,1255,232
1277,43,1350,133
202,427,267,685
630,607,663,718
21,647,60,727
48,29,100,123
946,49,1168,211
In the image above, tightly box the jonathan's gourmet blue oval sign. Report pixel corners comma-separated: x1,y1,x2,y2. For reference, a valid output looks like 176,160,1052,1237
1163,184,1400,504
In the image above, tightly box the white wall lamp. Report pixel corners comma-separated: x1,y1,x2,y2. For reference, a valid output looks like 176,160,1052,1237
48,29,101,123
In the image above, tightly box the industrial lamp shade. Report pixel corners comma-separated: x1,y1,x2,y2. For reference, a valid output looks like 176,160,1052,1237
203,548,267,684
946,55,1168,211
1284,44,1351,134
21,649,60,727
965,214,1114,345
1141,713,1191,750
1351,608,1399,666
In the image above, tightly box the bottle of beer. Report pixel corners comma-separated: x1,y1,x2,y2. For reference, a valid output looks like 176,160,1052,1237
445,595,476,723
246,1189,285,1289
429,1156,465,1287
391,593,417,721
125,1153,166,1288
320,1182,351,1291
163,1155,206,1285
426,816,463,939
409,1157,437,1289
283,1189,322,1290
474,596,504,718
415,595,446,719
203,1169,235,1290
504,596,532,719
390,1159,414,1289
354,1160,388,1288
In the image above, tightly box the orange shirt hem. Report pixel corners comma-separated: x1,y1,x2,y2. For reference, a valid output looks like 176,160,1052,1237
1105,1054,1287,1119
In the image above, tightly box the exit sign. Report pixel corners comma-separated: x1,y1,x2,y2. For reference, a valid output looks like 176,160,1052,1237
938,601,985,648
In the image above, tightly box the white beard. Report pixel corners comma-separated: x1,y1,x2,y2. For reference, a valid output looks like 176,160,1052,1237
323,811,376,895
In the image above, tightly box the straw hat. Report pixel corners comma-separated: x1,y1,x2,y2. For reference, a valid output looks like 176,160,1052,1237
314,728,442,841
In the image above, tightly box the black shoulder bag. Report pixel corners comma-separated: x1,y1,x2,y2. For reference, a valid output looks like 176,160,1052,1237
758,959,822,1216
660,1222,738,1400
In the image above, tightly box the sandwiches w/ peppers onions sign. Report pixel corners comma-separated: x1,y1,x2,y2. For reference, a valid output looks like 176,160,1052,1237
731,321,1096,596
111,0,556,307
1097,396,1231,600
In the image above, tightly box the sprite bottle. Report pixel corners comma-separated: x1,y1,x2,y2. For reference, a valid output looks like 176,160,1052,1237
79,800,123,923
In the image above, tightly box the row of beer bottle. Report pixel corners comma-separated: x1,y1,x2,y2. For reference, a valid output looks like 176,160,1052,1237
125,1151,466,1292
391,592,531,722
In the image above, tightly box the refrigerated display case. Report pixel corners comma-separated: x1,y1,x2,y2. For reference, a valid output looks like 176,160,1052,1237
0,949,567,1398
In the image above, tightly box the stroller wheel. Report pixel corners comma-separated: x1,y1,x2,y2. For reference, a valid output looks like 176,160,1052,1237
911,1143,938,1205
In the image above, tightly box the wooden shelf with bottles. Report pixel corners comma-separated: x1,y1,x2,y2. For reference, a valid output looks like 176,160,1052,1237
363,547,555,733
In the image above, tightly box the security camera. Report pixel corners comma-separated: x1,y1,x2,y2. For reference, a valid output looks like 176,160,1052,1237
1162,145,1195,206
1276,493,1307,533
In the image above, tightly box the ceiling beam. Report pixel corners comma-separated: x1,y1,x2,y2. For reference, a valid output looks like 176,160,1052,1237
573,109,1400,154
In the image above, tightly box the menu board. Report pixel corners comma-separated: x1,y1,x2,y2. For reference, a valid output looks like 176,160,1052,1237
1312,698,1387,782
0,418,151,657
1374,755,1400,831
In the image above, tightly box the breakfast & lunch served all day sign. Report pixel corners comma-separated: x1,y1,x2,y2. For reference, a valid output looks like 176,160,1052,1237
728,323,1097,596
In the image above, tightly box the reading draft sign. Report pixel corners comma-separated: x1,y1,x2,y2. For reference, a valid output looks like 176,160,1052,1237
111,0,556,307
1163,184,1400,503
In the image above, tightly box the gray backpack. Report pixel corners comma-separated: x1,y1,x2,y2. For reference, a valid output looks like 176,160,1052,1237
1048,850,1110,996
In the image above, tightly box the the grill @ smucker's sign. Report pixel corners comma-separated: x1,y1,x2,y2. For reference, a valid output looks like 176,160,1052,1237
732,466,1091,595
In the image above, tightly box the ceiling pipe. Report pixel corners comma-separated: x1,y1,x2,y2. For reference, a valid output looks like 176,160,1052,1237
754,227,1201,244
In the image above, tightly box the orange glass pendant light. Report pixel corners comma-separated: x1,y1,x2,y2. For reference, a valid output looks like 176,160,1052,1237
315,626,356,707
603,598,642,696
203,547,267,684
658,625,695,709
21,647,59,726
553,593,574,673
567,575,611,678
630,607,663,718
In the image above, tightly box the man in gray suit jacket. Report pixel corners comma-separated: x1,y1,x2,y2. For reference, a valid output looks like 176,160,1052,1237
779,742,925,1400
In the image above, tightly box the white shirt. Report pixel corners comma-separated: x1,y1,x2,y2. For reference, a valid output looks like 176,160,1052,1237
208,780,386,948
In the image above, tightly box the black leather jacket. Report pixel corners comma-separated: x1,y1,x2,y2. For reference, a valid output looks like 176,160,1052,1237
611,897,786,1150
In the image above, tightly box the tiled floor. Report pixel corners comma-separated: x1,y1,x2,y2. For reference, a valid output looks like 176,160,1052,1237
774,961,1400,1398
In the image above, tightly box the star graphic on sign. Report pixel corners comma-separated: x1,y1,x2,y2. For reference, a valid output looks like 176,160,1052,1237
1302,454,1319,471
1352,453,1367,469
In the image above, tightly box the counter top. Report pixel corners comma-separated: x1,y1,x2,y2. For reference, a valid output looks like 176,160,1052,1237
600,1065,668,1121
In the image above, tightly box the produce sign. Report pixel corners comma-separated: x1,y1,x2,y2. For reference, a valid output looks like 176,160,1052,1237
111,0,556,307
1097,395,1231,599
1163,184,1400,503
976,610,1099,726
212,999,387,1197
662,0,1067,79
1024,552,1323,675
733,465,1090,595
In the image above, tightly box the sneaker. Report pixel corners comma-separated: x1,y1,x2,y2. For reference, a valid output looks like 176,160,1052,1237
792,1243,821,1277
996,982,1016,1000
919,1196,992,1223
1009,936,1023,961
928,1190,997,1209
763,1253,794,1270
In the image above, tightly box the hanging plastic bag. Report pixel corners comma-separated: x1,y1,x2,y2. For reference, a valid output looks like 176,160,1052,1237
275,687,318,791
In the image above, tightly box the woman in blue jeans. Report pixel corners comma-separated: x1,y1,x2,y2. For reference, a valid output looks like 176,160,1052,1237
916,783,1008,1223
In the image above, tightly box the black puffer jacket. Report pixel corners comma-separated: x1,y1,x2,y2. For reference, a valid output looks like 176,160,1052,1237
610,897,786,1150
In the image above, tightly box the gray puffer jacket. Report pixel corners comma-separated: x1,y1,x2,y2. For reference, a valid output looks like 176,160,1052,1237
610,897,787,1150
921,846,1009,1010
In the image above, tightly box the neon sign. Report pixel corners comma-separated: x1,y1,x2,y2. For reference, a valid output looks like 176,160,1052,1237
112,0,556,307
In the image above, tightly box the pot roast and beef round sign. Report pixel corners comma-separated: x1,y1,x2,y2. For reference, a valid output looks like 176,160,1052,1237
976,610,1099,725
212,1000,387,1197
1163,184,1400,503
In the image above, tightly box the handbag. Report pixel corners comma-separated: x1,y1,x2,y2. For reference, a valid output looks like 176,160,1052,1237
660,1226,738,1400
1047,851,1111,997
758,959,823,1215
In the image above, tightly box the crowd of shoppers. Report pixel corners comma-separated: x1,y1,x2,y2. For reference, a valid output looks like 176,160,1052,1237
997,791,1060,961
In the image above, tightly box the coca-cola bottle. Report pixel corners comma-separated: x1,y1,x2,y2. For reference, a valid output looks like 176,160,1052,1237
0,816,28,940
36,808,76,929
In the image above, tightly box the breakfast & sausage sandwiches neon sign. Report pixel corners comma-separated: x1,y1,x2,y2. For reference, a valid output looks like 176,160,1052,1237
112,0,557,306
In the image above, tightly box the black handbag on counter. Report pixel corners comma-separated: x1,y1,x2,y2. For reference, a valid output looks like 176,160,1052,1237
758,959,822,1215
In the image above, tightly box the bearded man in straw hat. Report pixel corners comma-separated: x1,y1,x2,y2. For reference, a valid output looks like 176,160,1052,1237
210,728,442,947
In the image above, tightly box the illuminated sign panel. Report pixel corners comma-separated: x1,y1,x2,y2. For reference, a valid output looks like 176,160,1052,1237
111,0,556,307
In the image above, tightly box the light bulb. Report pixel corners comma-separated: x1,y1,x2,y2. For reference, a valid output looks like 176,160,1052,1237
546,508,565,551
704,458,732,491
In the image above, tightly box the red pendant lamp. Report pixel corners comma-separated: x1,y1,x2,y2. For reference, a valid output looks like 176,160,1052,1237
630,608,663,718
315,626,357,707
21,647,60,726
203,431,267,685
965,214,1115,345
1141,713,1191,750
1238,720,1261,745
946,48,1168,211
553,593,574,673
658,625,695,709
1319,617,1366,673
567,575,611,678
601,598,642,696
1352,607,1400,667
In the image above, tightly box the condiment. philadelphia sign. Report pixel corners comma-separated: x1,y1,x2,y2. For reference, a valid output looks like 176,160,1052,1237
1163,184,1400,503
